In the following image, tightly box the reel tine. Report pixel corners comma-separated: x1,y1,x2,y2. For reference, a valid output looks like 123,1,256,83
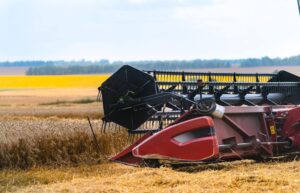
100,120,104,133
134,134,138,142
127,133,131,142
107,122,110,131
98,92,102,102
97,87,102,102
130,134,134,142
110,122,114,131
103,121,107,133
112,123,116,132
110,122,116,133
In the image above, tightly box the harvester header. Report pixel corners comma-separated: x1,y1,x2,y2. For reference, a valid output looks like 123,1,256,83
98,65,300,167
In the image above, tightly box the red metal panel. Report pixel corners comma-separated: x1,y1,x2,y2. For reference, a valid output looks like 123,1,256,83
111,105,300,166
110,132,152,166
282,107,300,150
214,107,273,158
132,116,219,161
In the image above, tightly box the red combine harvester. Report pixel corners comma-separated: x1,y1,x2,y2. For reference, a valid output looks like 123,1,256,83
98,65,300,167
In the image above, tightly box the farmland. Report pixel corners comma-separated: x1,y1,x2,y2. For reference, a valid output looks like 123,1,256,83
1,70,300,193
0,112,299,193
0,74,110,89
2,65,300,90
1,160,300,193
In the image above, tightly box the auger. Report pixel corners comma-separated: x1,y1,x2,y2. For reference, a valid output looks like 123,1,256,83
98,65,300,167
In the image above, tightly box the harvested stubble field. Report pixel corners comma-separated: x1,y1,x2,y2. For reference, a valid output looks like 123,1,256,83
1,160,300,193
1,73,300,193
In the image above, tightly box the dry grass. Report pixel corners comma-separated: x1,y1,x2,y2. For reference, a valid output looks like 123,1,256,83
0,131,128,169
0,116,128,169
1,115,300,193
0,105,102,119
0,117,98,143
0,88,98,106
0,88,103,118
1,160,300,193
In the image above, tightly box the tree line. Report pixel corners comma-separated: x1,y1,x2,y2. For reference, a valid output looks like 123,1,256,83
0,59,110,67
1,55,299,75
26,60,231,75
240,55,300,67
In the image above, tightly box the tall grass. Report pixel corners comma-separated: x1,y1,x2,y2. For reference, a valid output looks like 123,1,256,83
0,131,129,169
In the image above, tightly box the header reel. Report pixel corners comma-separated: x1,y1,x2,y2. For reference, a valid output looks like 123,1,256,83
99,65,300,133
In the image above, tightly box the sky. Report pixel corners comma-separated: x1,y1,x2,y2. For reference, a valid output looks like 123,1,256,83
0,0,299,61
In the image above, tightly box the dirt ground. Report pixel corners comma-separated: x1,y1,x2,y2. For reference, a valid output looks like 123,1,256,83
0,88,98,106
0,88,102,119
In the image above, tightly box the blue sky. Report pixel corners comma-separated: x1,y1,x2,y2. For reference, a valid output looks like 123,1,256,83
0,0,299,61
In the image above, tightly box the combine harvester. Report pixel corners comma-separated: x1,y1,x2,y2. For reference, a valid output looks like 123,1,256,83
98,65,300,167
96,1,300,167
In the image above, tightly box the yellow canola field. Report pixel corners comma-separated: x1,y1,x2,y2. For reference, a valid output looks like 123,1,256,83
0,74,110,89
0,73,272,90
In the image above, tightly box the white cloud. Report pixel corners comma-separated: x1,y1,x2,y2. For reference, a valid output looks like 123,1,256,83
0,0,10,16
128,0,148,5
0,0,299,60
173,0,300,58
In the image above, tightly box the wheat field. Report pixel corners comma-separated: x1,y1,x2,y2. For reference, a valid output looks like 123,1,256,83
1,96,300,193
1,158,300,192
1,71,300,193
0,114,299,193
